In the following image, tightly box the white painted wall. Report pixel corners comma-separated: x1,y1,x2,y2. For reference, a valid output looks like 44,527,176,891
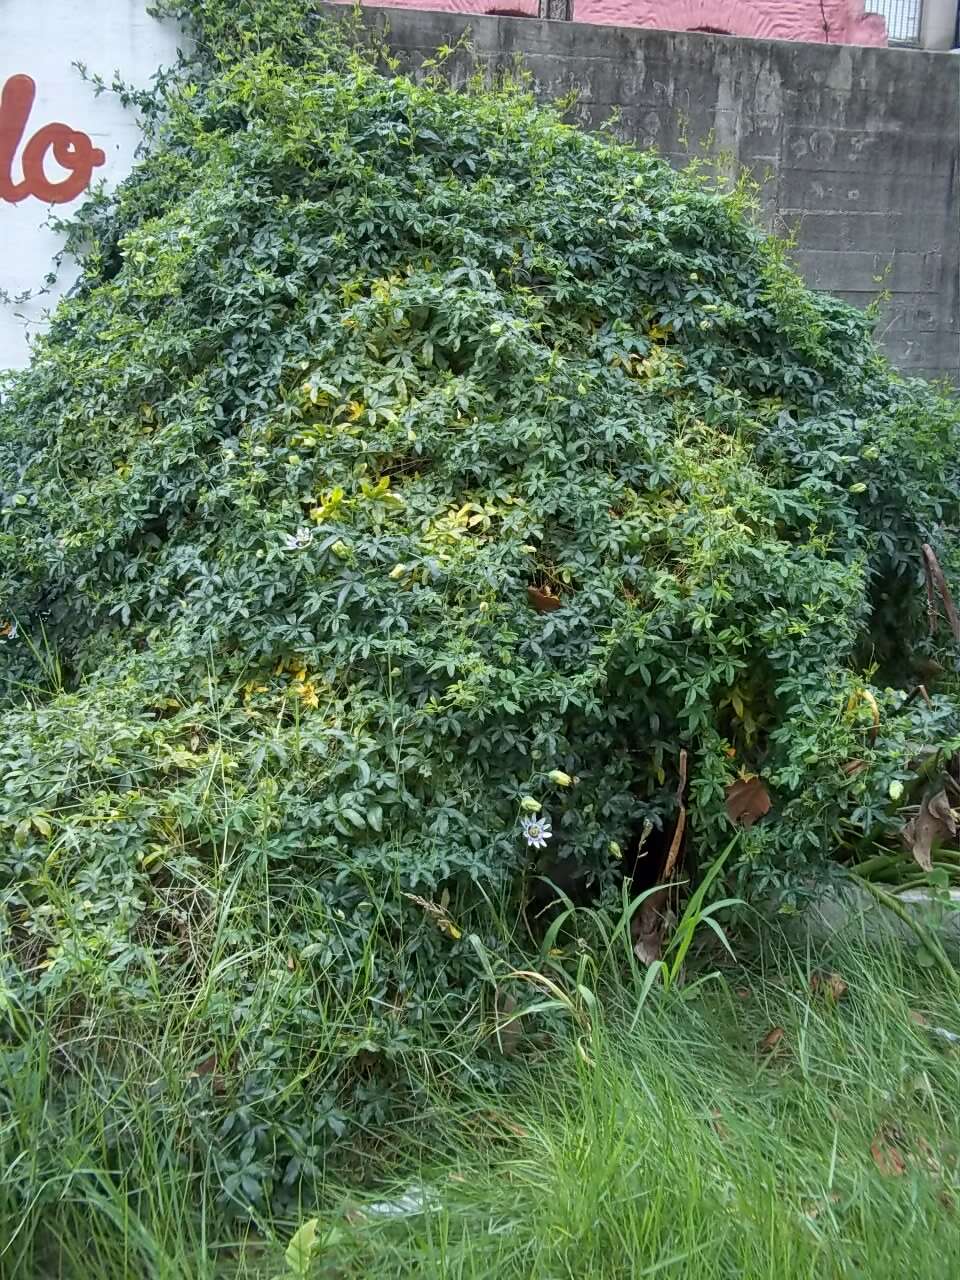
1,0,182,370
921,0,958,49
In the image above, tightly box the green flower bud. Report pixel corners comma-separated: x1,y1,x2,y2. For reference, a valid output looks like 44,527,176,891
520,796,542,813
549,770,573,787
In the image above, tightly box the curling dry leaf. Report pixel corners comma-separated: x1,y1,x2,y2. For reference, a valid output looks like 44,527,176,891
902,788,957,872
841,759,868,778
758,1026,785,1055
725,777,772,828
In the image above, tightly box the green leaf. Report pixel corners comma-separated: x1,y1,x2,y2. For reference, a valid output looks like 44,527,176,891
285,1218,319,1277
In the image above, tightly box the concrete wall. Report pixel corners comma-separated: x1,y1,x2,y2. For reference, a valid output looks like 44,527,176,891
356,1,889,46
350,8,960,381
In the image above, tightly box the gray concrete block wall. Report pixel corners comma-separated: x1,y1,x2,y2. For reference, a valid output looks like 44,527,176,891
338,7,960,383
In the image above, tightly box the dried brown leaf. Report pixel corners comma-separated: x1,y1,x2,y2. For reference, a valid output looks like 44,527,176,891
841,759,868,778
527,585,561,613
725,777,772,828
758,1026,785,1054
902,788,957,872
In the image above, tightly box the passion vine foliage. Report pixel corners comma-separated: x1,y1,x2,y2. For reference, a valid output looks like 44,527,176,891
1,0,959,1206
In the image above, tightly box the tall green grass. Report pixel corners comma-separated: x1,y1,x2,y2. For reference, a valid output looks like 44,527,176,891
4,915,960,1278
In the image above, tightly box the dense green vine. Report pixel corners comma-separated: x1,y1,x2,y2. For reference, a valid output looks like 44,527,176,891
1,0,958,1209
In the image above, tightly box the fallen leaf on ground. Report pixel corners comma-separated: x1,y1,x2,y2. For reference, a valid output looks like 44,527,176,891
725,777,772,828
758,1026,785,1054
902,788,957,872
871,1130,907,1177
810,971,848,1001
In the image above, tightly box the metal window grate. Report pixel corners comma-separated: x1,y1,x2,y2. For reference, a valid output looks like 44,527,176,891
866,0,924,45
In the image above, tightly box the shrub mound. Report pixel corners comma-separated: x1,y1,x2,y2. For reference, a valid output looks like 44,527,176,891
1,2,958,1207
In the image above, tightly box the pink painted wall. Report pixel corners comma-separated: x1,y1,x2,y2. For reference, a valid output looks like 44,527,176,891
360,1,889,46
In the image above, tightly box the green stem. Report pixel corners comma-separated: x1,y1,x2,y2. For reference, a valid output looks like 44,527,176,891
850,873,960,992
850,853,898,878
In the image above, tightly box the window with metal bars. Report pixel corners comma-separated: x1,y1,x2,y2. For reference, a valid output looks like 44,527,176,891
866,0,925,44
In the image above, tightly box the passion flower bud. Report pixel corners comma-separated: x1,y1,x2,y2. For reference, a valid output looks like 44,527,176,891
549,770,573,787
520,796,542,813
389,563,407,580
331,540,350,559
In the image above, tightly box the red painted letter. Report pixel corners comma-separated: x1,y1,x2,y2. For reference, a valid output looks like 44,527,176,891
0,74,106,205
